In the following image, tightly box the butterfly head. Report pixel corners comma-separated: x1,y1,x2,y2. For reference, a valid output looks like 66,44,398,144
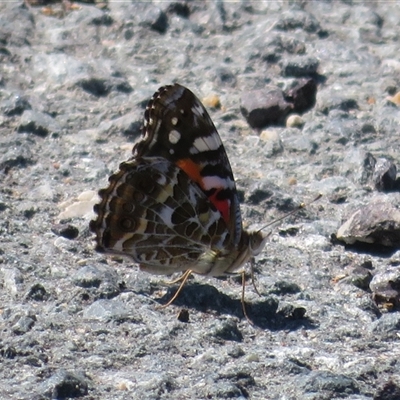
248,230,269,257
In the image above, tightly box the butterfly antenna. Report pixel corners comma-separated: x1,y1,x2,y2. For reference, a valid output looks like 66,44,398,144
257,194,322,234
160,269,192,308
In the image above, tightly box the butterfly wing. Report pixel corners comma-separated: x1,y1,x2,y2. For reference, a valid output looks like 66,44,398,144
90,157,232,275
133,84,242,246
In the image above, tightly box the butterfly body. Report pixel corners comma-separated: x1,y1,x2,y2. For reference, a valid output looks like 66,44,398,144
90,84,267,282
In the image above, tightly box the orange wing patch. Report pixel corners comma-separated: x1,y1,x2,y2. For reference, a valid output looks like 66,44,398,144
176,158,230,225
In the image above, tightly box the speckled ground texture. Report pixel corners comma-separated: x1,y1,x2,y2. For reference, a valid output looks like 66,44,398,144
1,1,400,399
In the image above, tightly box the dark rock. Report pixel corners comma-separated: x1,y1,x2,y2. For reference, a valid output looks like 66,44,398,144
373,158,397,192
281,358,311,375
25,283,49,301
276,302,306,320
226,345,245,358
348,265,373,290
240,87,293,128
177,308,190,323
299,371,359,396
51,223,79,240
280,56,319,77
209,319,243,342
76,76,132,97
1,95,31,116
167,2,191,18
360,151,378,185
341,150,395,189
374,380,400,400
370,267,400,309
220,369,255,387
140,7,168,33
270,281,302,295
284,78,317,113
17,110,60,137
245,181,274,205
90,13,113,27
41,370,88,399
0,345,17,359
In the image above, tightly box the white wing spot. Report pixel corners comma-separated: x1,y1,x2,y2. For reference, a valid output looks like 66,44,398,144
192,102,204,117
202,175,234,190
171,117,178,126
191,135,221,153
168,130,181,144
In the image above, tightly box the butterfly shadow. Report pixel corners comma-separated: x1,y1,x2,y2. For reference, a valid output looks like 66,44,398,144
156,282,317,331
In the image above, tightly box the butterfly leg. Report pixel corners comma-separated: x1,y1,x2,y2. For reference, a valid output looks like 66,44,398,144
241,270,255,326
250,257,262,297
160,269,193,308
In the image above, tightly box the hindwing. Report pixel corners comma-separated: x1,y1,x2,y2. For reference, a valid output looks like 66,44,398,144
90,157,233,275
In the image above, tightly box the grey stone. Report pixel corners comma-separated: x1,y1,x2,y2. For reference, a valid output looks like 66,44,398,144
41,370,88,399
73,265,120,298
18,110,60,137
371,313,400,334
240,87,293,128
299,371,359,396
336,200,400,248
82,299,133,322
274,10,323,34
12,315,36,335
51,223,79,240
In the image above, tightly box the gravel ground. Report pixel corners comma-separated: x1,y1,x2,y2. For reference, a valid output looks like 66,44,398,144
1,1,400,399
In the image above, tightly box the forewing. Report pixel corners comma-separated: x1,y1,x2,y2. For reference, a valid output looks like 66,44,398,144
90,158,231,274
133,83,242,246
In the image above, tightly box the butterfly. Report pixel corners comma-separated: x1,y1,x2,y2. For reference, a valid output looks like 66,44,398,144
90,83,268,320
